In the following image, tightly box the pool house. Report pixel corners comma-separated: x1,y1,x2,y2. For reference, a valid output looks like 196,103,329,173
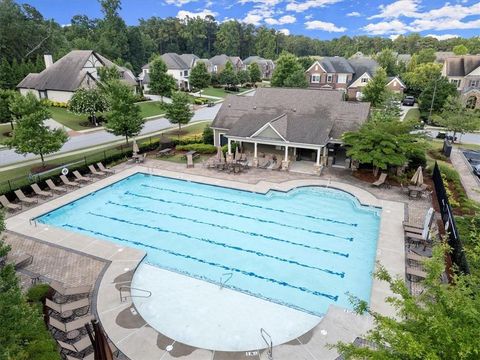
211,88,371,172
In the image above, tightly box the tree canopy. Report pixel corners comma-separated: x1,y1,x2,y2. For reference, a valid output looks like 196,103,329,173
418,77,458,120
453,44,469,55
375,49,398,76
433,96,480,139
148,56,176,100
68,88,108,125
165,92,193,131
0,89,17,129
271,52,308,88
362,67,389,107
219,61,238,87
248,62,262,83
189,62,211,95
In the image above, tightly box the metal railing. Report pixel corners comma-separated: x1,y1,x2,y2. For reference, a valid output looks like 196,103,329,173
261,328,273,360
119,286,152,302
219,272,233,289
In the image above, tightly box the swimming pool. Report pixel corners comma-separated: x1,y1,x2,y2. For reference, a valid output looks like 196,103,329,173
38,173,381,317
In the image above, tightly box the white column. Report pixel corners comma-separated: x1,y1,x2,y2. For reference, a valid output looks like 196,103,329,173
284,146,289,161
254,142,258,158
316,148,321,165
228,138,232,155
293,147,297,156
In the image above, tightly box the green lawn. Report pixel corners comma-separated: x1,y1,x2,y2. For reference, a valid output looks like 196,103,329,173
164,121,210,142
48,107,89,131
137,101,167,118
200,86,250,98
404,107,420,122
0,123,13,144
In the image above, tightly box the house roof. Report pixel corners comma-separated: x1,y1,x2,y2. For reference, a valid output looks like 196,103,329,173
161,53,190,70
348,57,379,83
17,50,136,91
435,51,455,63
444,55,480,77
319,57,355,74
209,54,242,66
212,88,370,145
387,76,406,88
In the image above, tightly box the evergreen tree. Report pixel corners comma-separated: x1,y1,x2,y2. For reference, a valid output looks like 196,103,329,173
271,52,306,88
0,58,13,89
248,62,262,83
148,56,176,101
237,69,250,85
189,62,211,96
165,92,194,131
97,0,129,59
0,89,17,129
362,67,389,107
219,61,238,87
375,49,398,76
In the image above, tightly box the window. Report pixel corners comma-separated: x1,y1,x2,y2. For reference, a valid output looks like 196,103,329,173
311,74,321,83
213,65,218,73
326,74,333,83
361,77,369,83
184,70,189,77
450,79,461,87
469,79,479,88
337,74,347,84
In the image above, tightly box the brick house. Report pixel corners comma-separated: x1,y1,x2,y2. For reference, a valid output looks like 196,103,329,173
442,55,480,109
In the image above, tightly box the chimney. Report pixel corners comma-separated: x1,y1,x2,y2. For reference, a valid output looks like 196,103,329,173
44,54,53,69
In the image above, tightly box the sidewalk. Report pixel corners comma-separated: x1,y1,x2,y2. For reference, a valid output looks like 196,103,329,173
450,148,480,203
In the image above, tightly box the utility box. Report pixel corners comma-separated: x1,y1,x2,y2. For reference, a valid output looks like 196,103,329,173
443,139,452,158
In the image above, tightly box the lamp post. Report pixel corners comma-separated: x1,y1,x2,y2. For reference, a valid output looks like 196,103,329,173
428,76,441,123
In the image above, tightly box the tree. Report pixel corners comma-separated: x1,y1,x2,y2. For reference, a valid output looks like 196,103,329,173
418,77,457,119
219,61,238,87
165,91,193,131
104,81,144,144
415,48,436,64
362,67,389,107
68,88,108,126
189,62,211,96
248,62,262,84
283,69,308,88
403,62,442,97
375,49,398,76
335,242,480,360
0,89,16,130
237,69,250,85
97,0,129,60
7,94,68,166
343,112,422,174
271,52,306,87
148,56,176,101
215,20,241,55
434,96,480,140
453,44,469,55
255,27,276,60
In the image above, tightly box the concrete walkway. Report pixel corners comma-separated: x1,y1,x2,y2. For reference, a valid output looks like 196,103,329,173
44,118,72,132
450,148,480,203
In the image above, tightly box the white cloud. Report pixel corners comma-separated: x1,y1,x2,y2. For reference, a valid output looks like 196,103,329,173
177,9,218,19
369,0,421,19
165,0,197,6
242,13,263,25
279,28,291,35
362,20,408,35
287,0,343,13
347,12,360,17
389,34,401,41
426,34,460,41
265,15,296,25
304,14,313,20
305,20,346,32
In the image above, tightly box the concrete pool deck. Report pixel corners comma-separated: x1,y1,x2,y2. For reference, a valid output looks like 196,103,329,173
5,164,405,360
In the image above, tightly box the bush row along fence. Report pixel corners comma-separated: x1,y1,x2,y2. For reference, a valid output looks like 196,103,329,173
432,161,470,275
0,133,205,198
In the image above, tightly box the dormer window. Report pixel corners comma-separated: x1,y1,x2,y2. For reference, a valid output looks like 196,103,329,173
361,77,369,83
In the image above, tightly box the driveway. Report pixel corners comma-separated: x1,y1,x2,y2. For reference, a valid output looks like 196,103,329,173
0,104,221,167
400,103,417,121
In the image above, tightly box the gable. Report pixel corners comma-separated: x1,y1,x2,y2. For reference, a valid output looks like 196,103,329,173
252,124,285,141
348,72,371,88
306,61,327,74
467,65,480,76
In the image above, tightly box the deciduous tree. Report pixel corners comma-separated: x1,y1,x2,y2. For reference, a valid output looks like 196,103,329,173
68,88,108,126
148,56,176,101
418,77,457,119
219,61,238,87
453,44,469,55
375,49,398,76
165,91,193,131
434,96,480,140
189,62,211,96
362,67,389,107
248,62,262,83
271,52,306,88
0,89,17,130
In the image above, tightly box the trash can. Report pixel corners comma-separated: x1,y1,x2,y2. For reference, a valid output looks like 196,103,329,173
443,139,452,158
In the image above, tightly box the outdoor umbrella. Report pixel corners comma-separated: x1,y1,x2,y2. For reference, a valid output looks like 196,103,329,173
235,146,240,161
86,319,114,360
132,139,139,155
410,166,424,186
216,146,222,161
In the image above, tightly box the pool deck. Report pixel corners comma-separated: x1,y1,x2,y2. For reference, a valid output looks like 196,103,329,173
5,164,405,360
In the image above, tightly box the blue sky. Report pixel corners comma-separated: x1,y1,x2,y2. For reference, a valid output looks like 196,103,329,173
23,0,480,40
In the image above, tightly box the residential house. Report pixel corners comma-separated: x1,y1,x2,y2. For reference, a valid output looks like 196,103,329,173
17,50,137,103
435,51,456,64
442,55,480,109
243,56,275,79
211,88,370,172
209,55,245,74
139,53,199,92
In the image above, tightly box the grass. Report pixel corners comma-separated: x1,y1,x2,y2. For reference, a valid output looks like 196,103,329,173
0,123,13,144
404,108,420,122
48,107,89,131
200,86,250,98
137,101,167,118
163,121,210,142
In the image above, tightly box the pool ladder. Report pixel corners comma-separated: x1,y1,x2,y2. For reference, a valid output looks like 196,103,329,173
119,286,152,302
261,328,273,360
219,272,233,289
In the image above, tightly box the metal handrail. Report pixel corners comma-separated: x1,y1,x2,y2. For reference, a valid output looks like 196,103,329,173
119,286,152,302
219,272,233,289
261,328,273,359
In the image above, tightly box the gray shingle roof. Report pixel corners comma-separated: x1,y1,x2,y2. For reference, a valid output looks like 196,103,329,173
161,53,189,70
212,88,370,145
320,57,355,74
17,50,136,91
348,57,379,83
444,55,480,77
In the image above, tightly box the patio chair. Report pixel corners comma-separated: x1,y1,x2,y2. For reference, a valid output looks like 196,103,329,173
31,183,53,198
137,153,146,163
406,251,427,264
403,209,435,232
96,162,115,174
14,189,38,205
61,175,81,188
57,336,92,354
49,315,94,334
406,266,427,281
405,228,437,251
371,173,388,187
46,298,90,316
46,179,68,193
73,171,94,183
50,280,91,297
0,195,22,212
88,165,106,177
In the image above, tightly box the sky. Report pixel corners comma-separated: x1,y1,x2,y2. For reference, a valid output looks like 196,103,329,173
23,0,480,40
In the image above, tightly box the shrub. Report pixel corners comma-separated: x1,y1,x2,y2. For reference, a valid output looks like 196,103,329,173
408,149,427,169
221,142,237,154
42,99,68,108
176,143,216,153
202,126,214,144
193,97,209,105
26,283,51,303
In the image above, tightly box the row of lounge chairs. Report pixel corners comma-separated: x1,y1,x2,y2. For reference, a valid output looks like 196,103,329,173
0,163,114,212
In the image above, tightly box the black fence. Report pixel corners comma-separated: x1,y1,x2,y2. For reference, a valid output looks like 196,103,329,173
432,161,470,274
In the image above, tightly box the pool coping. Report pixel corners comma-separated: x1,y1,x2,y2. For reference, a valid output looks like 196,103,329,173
5,165,405,360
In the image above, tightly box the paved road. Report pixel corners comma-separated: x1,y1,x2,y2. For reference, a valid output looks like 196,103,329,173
0,104,221,167
420,127,480,145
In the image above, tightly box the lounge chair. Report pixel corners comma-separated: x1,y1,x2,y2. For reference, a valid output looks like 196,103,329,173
186,153,194,168
372,173,387,187
137,153,146,163
46,298,90,316
403,208,435,233
61,175,81,188
14,189,38,205
7,252,33,269
406,266,427,281
96,162,115,174
88,165,106,177
46,179,68,193
0,195,22,212
406,251,426,264
31,183,53,198
57,336,92,354
49,315,94,333
73,171,94,183
405,228,436,250
50,280,91,297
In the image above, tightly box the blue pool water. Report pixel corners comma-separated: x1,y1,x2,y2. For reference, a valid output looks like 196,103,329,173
38,173,381,317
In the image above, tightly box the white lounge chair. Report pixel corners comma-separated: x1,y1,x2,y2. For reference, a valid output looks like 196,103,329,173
49,315,94,333
14,189,38,205
0,195,22,212
96,162,115,174
57,336,92,354
61,175,81,188
46,298,90,315
73,171,94,183
46,179,68,193
372,173,387,187
31,183,53,198
88,165,106,177
50,280,91,297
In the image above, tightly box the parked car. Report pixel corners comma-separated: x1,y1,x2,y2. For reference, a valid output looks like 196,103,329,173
436,132,457,142
402,96,415,106
473,164,480,176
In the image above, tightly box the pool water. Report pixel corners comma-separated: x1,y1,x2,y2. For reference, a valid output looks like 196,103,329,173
38,173,381,317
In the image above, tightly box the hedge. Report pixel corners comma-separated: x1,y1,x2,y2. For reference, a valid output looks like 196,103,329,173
176,143,216,154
